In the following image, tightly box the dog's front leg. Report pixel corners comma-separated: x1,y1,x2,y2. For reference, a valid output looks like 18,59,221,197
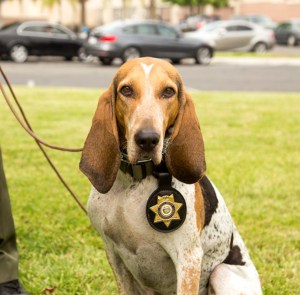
167,241,203,295
176,249,202,295
105,247,140,295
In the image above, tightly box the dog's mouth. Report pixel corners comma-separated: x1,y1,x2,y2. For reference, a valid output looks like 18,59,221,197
119,125,173,165
120,138,170,164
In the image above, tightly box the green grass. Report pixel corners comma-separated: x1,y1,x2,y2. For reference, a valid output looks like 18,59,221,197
0,87,299,294
215,51,300,58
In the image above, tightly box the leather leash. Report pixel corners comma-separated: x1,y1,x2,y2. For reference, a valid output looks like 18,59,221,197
0,65,87,215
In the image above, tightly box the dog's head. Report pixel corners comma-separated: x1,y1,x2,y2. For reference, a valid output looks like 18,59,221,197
80,57,206,193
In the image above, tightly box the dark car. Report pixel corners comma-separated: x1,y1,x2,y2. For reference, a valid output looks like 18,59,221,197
275,19,300,46
0,21,83,62
84,20,214,65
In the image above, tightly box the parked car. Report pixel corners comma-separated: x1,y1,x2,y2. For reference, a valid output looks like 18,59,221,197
184,20,275,53
231,14,277,30
178,15,220,32
275,19,300,46
84,20,214,65
0,21,83,62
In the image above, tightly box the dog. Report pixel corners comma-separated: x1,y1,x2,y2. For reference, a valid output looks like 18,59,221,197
80,57,262,295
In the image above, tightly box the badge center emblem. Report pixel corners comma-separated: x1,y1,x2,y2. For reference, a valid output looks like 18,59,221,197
159,202,174,218
146,189,186,232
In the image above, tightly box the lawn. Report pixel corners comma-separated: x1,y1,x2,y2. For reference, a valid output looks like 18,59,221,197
0,86,299,294
215,51,300,58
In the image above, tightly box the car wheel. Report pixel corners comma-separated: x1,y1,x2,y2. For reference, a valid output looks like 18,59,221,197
10,44,28,63
64,56,73,61
99,57,113,66
252,42,267,53
287,35,296,46
78,47,92,62
195,47,212,65
171,59,181,65
122,47,141,62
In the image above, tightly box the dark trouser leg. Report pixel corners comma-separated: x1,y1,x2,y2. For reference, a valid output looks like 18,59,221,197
0,148,18,284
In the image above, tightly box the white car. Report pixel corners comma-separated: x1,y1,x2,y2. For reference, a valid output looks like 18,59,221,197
185,20,275,53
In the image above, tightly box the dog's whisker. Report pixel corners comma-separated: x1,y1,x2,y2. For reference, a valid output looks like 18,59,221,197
162,138,170,154
120,141,128,152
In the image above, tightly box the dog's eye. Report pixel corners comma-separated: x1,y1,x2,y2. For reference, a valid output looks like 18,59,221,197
162,87,175,99
120,86,133,97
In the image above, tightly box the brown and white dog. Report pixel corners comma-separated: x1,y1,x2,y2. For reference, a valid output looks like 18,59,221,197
80,57,262,295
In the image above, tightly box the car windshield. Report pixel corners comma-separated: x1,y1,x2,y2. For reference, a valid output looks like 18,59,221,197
277,23,291,30
0,22,19,31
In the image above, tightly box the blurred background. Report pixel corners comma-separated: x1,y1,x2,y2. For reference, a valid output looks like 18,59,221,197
0,0,300,65
1,0,300,30
0,1,299,295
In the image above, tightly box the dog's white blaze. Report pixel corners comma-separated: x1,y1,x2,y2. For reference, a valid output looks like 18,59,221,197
138,62,164,129
140,63,154,100
141,63,153,79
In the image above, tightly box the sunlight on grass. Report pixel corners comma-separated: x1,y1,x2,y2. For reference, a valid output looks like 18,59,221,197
0,86,299,294
215,51,300,58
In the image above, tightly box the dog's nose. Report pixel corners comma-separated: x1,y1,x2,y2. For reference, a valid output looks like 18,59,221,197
135,129,160,152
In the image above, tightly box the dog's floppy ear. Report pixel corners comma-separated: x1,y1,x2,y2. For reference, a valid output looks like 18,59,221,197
80,85,120,194
165,90,206,184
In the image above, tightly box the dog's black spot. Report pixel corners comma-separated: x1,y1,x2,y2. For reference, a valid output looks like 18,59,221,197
223,234,246,266
199,176,219,227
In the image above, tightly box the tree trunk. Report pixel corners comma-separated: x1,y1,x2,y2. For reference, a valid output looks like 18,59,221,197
122,0,127,19
149,0,156,19
58,0,62,24
189,0,193,15
197,5,204,14
79,0,86,27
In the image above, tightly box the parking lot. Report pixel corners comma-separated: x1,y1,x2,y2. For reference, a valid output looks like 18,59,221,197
1,48,300,92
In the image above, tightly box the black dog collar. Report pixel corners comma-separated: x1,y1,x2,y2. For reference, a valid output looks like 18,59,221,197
120,156,154,181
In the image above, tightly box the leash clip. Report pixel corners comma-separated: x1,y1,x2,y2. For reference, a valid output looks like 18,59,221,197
153,163,172,188
147,162,187,233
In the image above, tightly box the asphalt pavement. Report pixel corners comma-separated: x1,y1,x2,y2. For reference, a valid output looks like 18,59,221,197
0,55,300,92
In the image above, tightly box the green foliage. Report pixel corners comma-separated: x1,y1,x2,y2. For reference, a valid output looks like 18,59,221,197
208,0,228,8
41,0,61,8
0,87,299,294
163,0,228,8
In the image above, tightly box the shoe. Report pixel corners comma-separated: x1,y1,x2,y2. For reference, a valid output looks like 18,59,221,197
0,280,28,295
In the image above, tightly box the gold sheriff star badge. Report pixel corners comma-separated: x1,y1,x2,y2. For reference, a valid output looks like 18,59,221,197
150,194,183,228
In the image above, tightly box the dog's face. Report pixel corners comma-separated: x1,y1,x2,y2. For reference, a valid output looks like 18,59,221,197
114,59,181,165
80,57,206,193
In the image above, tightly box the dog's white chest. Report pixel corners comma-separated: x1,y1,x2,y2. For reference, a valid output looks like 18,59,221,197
87,172,201,294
